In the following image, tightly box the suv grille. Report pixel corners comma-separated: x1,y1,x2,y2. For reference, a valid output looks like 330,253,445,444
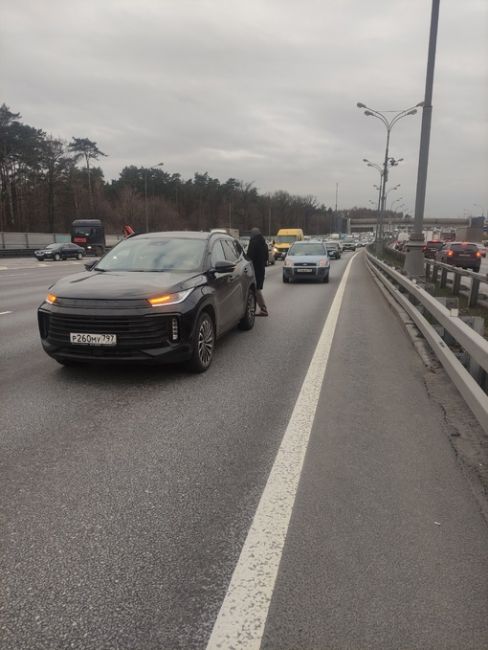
47,314,172,348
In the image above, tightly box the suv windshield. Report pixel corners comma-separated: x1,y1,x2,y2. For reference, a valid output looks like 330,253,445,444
289,243,325,256
96,237,207,272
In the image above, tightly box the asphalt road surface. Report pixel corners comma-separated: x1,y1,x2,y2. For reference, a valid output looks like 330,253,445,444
1,253,487,649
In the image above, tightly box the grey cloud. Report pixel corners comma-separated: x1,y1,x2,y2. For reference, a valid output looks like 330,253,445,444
1,0,486,217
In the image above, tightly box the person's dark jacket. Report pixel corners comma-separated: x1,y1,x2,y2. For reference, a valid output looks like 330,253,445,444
247,233,268,273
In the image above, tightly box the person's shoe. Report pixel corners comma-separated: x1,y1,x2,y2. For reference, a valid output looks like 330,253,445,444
256,309,269,317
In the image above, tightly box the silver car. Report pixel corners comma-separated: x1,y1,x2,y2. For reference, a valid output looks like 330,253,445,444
323,240,342,259
282,241,330,283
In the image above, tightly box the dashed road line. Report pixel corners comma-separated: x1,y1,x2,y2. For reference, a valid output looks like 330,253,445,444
206,253,357,650
0,311,13,316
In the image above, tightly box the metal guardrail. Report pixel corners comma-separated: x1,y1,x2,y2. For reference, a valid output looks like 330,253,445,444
425,259,488,307
0,248,37,258
0,231,122,257
366,251,488,433
379,243,488,308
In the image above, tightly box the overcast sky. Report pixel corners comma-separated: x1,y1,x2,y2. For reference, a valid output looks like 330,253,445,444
1,0,487,218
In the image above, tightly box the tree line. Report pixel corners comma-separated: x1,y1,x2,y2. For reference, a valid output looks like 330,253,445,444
0,103,387,236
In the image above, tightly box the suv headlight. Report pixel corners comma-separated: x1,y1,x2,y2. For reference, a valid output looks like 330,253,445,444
148,288,193,307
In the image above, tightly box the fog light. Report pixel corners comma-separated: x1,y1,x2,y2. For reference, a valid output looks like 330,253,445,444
171,317,179,342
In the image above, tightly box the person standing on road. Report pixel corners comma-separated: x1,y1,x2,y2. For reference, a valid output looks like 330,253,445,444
246,227,269,317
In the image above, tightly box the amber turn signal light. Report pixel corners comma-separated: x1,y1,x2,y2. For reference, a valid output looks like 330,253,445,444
148,294,172,306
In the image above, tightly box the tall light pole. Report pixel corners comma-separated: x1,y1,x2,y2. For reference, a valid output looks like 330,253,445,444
144,162,164,232
335,182,339,233
358,102,421,252
404,0,440,277
364,160,384,251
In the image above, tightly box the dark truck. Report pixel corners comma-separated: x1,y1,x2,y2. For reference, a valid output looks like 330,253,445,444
71,219,106,256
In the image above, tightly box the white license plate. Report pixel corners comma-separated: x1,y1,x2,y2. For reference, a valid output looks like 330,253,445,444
296,268,313,273
70,333,117,346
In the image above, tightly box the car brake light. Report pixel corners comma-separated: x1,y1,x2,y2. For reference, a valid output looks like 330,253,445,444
447,250,454,257
46,293,57,304
476,251,481,257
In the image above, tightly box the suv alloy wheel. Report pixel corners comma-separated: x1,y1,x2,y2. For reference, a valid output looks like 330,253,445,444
189,312,215,373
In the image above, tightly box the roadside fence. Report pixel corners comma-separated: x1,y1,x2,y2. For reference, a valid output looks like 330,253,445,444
0,231,122,256
366,251,488,433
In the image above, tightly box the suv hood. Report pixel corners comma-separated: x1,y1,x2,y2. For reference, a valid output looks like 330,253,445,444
49,270,204,300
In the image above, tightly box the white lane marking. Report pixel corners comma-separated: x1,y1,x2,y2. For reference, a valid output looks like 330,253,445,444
0,311,13,315
206,253,357,650
0,266,8,271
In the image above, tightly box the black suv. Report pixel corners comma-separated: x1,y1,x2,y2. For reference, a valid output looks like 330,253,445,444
38,232,257,372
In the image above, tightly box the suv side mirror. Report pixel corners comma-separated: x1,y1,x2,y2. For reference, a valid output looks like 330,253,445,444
84,259,99,271
213,260,236,273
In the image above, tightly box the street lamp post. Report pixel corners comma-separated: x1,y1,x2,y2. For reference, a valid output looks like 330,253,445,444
363,160,383,250
404,0,440,277
358,102,421,253
473,203,486,218
144,162,164,232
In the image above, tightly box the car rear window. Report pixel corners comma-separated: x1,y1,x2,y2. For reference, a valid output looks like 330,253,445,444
451,243,478,252
426,241,444,249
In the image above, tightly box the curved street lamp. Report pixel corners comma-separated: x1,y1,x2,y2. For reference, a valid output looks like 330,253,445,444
357,101,422,248
390,195,404,210
363,161,383,241
473,203,486,218
386,184,401,199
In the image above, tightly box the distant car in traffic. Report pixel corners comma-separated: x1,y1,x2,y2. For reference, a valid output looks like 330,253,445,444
435,241,481,272
341,239,357,252
323,241,342,259
282,240,330,283
38,231,257,372
423,240,445,259
34,243,86,261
